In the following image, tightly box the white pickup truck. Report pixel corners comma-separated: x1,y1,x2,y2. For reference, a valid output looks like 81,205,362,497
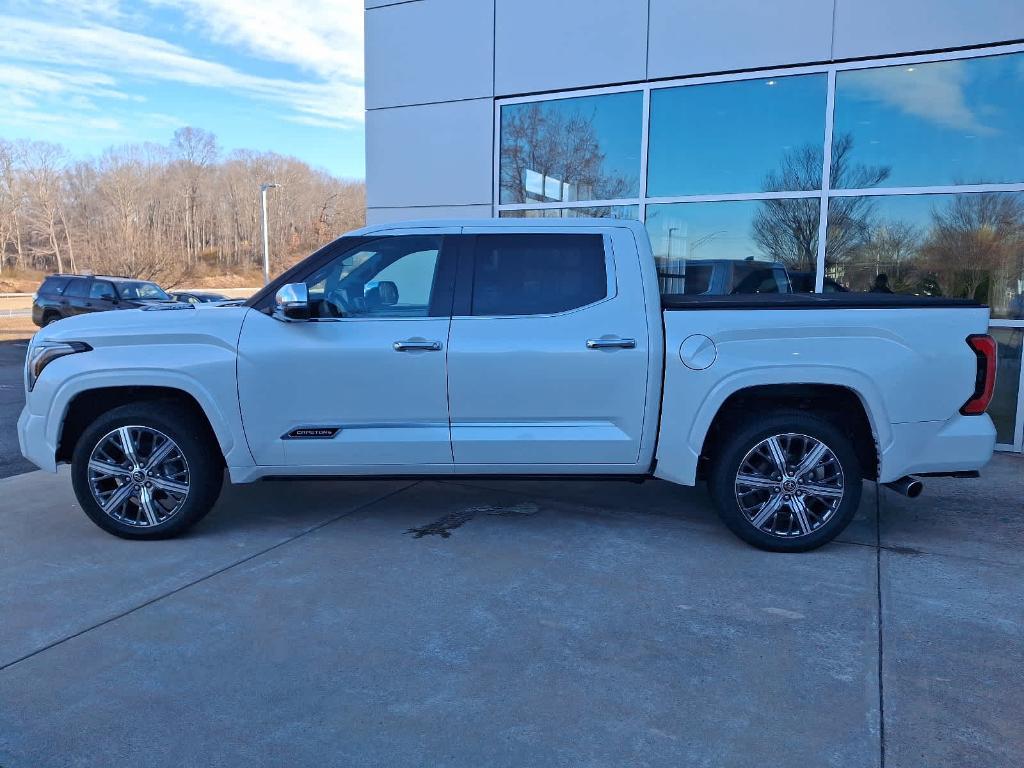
19,219,997,551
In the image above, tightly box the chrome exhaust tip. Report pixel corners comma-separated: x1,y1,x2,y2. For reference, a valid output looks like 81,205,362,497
884,475,923,498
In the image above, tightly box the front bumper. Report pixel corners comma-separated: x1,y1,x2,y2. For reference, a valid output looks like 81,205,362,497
17,404,57,473
881,414,996,482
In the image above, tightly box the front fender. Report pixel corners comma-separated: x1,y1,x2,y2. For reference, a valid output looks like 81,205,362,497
25,344,252,471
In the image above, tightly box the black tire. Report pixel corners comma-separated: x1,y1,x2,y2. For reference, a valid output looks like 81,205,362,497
71,402,223,540
707,410,862,552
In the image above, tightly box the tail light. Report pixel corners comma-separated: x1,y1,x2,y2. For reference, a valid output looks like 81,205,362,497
960,334,997,415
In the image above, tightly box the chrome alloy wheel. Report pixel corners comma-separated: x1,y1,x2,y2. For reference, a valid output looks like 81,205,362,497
86,426,190,527
734,432,845,538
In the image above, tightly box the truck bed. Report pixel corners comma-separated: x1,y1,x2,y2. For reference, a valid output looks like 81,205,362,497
661,293,983,310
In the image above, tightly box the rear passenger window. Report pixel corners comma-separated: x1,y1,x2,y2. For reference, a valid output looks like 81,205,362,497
470,234,607,316
40,276,70,295
64,279,90,298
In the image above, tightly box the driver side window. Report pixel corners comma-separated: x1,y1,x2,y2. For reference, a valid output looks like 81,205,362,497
306,236,442,319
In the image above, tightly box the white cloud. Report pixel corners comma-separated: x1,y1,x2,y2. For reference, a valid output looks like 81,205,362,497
846,60,995,135
0,12,363,128
149,0,364,82
0,64,136,102
0,107,124,135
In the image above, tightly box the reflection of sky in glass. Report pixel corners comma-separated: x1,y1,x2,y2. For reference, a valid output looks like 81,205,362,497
646,200,816,263
647,74,827,196
499,206,638,219
833,53,1024,187
647,201,758,261
500,92,642,203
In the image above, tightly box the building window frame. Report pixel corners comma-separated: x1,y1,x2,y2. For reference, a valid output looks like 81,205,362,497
493,41,1024,451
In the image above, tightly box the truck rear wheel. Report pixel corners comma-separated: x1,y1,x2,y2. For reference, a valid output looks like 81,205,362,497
707,410,862,552
71,402,223,540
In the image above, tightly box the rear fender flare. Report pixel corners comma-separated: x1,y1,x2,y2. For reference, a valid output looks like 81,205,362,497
656,365,890,486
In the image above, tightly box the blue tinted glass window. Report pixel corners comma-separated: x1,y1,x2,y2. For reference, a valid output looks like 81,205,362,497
989,328,1021,444
646,200,819,295
499,205,638,220
825,192,1024,319
647,74,827,196
64,278,90,298
471,234,607,316
832,54,1024,188
500,92,642,204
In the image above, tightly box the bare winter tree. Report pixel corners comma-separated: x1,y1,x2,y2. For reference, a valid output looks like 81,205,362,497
16,141,74,273
171,127,219,267
751,134,891,272
0,140,21,274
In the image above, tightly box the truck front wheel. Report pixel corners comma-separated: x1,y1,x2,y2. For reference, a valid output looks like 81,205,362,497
71,402,223,540
707,411,862,552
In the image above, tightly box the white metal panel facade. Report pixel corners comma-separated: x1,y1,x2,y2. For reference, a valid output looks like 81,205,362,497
647,0,833,78
492,0,648,96
365,0,493,109
365,98,493,208
834,0,1024,59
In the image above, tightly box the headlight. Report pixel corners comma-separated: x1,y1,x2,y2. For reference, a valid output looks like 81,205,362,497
26,341,92,391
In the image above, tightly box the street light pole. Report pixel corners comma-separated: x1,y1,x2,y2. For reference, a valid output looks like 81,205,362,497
260,183,280,285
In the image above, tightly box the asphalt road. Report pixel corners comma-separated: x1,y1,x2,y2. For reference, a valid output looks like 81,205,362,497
0,340,33,479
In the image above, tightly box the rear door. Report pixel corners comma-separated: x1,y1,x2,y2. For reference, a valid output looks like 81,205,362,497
61,278,91,316
446,229,652,470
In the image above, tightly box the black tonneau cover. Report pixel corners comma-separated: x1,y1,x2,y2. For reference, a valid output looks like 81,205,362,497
661,293,984,310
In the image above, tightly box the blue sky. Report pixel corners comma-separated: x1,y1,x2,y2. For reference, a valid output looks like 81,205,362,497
0,0,365,178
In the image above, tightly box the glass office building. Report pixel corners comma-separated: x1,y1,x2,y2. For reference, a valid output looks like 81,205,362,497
364,0,1024,451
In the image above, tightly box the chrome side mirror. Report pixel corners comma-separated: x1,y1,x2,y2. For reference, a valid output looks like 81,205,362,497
273,282,310,321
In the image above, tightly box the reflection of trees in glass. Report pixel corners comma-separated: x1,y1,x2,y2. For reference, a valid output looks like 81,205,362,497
739,127,1023,309
751,134,890,270
502,205,637,220
750,197,819,270
919,193,1024,303
848,221,920,291
500,103,634,204
835,193,1024,313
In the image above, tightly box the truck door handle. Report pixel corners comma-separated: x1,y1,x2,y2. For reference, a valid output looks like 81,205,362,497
586,337,636,349
393,339,442,352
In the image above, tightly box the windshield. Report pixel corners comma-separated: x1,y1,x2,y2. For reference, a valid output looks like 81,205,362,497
116,281,170,300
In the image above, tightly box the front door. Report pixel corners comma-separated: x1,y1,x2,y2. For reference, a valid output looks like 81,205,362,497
84,279,117,314
446,229,652,469
237,233,456,470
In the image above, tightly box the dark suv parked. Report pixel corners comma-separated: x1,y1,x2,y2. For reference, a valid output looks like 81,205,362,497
32,274,174,327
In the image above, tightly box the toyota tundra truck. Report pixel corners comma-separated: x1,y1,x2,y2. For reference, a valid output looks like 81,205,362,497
18,219,997,551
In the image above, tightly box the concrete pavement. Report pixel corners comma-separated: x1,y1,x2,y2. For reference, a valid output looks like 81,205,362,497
1,458,1021,767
